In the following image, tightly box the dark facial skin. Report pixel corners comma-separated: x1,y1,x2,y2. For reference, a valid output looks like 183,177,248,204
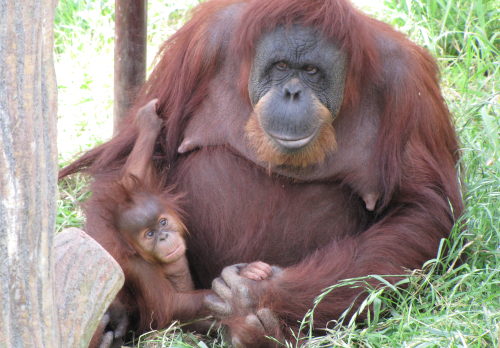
117,193,186,265
248,25,347,151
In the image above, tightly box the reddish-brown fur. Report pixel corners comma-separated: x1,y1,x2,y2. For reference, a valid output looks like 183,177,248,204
86,175,210,338
75,100,212,346
60,0,463,346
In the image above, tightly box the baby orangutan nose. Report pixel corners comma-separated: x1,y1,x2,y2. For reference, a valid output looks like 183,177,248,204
158,231,169,241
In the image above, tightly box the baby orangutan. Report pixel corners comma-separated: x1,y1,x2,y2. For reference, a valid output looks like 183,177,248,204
116,189,193,291
90,100,275,348
112,99,194,295
87,100,207,347
113,100,190,293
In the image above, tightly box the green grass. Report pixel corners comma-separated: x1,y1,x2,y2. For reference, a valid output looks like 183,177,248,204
55,0,500,347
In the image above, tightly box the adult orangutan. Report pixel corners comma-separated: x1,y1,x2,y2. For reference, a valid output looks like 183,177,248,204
60,0,463,346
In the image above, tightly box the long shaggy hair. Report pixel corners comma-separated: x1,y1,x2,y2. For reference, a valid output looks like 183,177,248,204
59,0,460,213
59,0,464,344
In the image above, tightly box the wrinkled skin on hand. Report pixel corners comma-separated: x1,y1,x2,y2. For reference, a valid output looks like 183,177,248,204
204,263,283,347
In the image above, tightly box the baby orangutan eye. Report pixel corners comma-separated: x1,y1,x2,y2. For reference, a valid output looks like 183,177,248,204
160,219,167,227
146,230,155,238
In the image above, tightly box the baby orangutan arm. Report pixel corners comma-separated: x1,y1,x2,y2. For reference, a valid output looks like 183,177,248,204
122,99,162,185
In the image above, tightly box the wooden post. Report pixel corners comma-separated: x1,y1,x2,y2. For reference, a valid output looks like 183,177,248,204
0,1,61,346
0,1,125,347
114,0,148,132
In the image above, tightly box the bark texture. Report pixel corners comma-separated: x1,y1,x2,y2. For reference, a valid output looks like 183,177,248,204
0,2,125,347
0,1,60,347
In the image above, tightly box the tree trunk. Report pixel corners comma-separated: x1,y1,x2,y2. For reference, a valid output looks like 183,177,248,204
0,2,125,347
0,1,60,346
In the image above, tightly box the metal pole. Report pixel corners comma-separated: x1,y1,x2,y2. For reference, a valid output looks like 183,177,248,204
114,0,147,132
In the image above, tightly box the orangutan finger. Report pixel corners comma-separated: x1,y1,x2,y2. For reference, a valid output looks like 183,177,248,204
97,332,114,348
221,263,247,287
204,293,232,318
240,270,265,281
257,308,279,333
245,313,266,333
253,261,273,275
113,313,128,339
212,277,232,301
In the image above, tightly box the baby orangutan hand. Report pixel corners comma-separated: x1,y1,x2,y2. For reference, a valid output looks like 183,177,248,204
239,261,274,281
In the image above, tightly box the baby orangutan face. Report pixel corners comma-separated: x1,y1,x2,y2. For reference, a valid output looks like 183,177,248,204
117,192,186,264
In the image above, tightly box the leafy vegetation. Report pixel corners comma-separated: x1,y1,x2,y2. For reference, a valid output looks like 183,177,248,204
55,0,500,346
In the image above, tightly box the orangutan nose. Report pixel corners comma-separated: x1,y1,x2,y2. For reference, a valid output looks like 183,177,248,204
283,78,303,102
158,231,169,241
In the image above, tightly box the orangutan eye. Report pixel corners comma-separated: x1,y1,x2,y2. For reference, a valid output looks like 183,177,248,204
146,230,155,238
160,219,167,226
304,65,318,75
276,61,289,71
